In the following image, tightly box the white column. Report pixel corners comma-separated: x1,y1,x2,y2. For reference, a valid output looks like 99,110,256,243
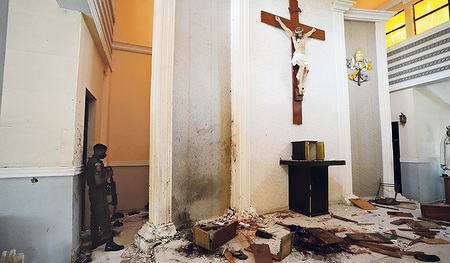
134,0,176,254
230,0,251,209
375,21,396,197
332,0,358,203
344,8,396,197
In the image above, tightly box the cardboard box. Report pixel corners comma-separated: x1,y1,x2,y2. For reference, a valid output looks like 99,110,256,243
291,141,324,160
193,221,238,250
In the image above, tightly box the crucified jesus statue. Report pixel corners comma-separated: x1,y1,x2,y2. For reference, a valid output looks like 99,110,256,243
275,15,315,95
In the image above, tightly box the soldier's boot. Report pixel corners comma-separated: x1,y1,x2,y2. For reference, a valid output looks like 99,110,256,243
104,238,124,252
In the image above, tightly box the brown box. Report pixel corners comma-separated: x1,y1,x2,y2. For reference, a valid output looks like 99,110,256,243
193,221,238,250
291,141,324,160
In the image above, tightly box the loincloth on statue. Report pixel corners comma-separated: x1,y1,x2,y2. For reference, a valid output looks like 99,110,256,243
291,52,306,67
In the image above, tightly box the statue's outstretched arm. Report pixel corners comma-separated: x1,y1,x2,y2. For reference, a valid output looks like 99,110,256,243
275,16,294,37
304,28,316,38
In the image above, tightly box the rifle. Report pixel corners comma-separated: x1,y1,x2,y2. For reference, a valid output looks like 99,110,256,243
105,166,118,214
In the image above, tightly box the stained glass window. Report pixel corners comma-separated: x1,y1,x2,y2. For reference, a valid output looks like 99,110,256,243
386,10,406,47
413,0,449,35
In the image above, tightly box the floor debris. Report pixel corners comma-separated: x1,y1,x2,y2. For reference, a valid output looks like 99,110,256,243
86,201,450,263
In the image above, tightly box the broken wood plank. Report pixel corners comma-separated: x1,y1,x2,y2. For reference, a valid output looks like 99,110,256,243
420,238,449,244
349,198,377,210
370,203,400,210
406,221,439,231
330,213,358,223
354,241,401,258
418,217,450,227
390,218,414,225
413,231,439,239
387,211,413,217
250,244,273,263
244,247,278,261
396,203,417,210
306,228,343,244
356,241,401,251
224,250,235,263
347,233,393,244
415,220,445,229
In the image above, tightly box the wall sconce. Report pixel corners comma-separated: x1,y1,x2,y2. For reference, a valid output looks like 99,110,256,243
399,112,407,126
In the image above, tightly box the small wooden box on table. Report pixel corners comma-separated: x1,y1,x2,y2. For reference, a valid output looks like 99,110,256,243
280,159,345,216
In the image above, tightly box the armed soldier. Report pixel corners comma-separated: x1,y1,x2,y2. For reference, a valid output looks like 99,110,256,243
86,143,124,251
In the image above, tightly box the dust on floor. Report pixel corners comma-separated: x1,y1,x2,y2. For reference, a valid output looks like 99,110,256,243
87,202,450,263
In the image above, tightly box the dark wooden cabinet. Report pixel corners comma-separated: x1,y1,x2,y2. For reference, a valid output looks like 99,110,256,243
280,160,345,217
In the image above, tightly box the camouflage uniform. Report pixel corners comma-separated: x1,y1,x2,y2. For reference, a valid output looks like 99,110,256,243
86,156,112,242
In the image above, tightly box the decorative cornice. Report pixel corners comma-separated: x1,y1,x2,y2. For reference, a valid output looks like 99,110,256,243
106,160,149,167
112,41,152,55
0,166,84,179
378,0,414,11
332,0,356,13
345,8,395,22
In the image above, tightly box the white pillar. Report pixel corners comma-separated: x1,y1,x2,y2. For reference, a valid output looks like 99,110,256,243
134,0,176,254
230,0,251,209
375,21,396,197
332,0,358,203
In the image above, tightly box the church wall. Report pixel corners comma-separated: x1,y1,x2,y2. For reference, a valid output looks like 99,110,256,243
105,0,153,213
0,0,81,167
247,0,346,212
344,20,384,197
0,0,100,261
414,87,450,161
0,176,76,263
390,85,450,202
172,0,231,226
390,88,417,159
112,0,153,47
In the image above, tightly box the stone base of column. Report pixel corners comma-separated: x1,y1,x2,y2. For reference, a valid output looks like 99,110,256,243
343,194,359,205
134,222,177,254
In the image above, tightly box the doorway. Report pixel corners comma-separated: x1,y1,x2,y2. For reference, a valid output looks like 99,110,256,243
82,90,96,230
392,121,402,194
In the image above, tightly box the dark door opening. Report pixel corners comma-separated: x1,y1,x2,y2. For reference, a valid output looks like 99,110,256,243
392,121,402,194
82,90,95,230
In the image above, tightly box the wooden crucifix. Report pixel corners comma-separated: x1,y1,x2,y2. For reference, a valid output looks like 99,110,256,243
261,0,325,125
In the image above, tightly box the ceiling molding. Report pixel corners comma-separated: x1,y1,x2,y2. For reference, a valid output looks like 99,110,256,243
378,0,415,11
112,41,152,55
345,8,396,22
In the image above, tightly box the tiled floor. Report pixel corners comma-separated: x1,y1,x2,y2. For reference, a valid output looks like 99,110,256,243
88,201,450,263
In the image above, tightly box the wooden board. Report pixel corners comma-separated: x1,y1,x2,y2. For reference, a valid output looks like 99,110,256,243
306,228,343,244
347,233,393,244
390,218,413,225
421,238,449,244
396,203,417,210
251,244,273,263
387,211,413,217
278,233,294,261
421,204,450,222
407,220,444,230
349,198,378,210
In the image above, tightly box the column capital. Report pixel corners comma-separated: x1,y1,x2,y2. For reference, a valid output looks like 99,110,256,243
332,0,355,13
